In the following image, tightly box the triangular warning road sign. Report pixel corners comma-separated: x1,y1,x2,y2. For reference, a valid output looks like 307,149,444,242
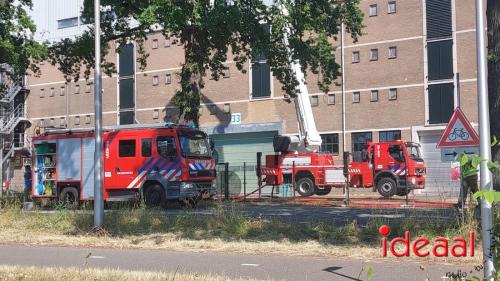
437,107,479,148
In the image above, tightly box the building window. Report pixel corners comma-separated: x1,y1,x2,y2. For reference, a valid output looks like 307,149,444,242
352,51,360,63
208,104,217,115
223,103,231,113
388,1,397,14
389,88,398,100
74,84,80,94
370,49,379,61
74,116,80,125
380,130,402,142
427,40,453,81
389,47,397,59
352,92,361,103
119,43,136,125
371,90,379,102
85,83,92,93
327,94,336,105
85,115,91,124
50,88,55,97
60,86,65,96
310,96,319,107
50,118,55,127
251,61,271,99
152,75,159,86
39,88,45,98
59,117,66,127
164,38,171,48
152,39,159,49
141,139,152,157
40,119,45,127
352,132,373,153
428,83,454,124
165,73,172,85
223,67,230,78
153,109,160,120
426,0,452,39
119,140,136,157
369,4,378,16
321,134,339,155
57,17,78,29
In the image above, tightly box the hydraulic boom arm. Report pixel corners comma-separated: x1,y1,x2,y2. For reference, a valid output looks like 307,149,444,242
281,4,322,153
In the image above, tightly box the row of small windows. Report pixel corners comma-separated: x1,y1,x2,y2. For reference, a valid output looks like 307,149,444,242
352,88,398,103
352,47,397,63
39,83,93,98
319,130,402,155
151,68,231,86
369,1,397,17
38,115,92,127
308,89,398,107
151,37,183,49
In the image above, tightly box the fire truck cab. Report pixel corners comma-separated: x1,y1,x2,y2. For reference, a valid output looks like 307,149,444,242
31,124,217,208
349,141,426,197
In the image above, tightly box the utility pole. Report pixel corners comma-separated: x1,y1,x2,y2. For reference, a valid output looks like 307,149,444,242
93,0,104,229
475,0,495,278
341,22,347,159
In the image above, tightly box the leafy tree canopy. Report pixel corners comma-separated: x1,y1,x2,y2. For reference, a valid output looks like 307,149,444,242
49,0,363,124
0,0,48,83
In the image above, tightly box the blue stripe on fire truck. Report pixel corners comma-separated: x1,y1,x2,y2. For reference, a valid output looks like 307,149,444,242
139,157,156,174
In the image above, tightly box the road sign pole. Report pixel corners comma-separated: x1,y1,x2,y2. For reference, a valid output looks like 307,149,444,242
93,0,104,229
474,0,495,278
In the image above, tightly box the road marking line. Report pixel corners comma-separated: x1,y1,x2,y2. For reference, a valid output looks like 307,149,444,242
241,264,260,267
89,256,105,259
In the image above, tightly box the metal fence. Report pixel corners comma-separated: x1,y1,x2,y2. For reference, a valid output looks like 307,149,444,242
215,161,464,201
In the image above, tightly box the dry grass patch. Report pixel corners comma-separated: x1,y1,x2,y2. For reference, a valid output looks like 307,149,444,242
0,203,484,264
0,265,263,281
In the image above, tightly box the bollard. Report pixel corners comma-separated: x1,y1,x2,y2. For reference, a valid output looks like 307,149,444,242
292,161,296,199
243,162,247,202
224,162,229,201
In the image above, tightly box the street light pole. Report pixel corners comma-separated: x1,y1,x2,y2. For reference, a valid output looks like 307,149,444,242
93,0,104,229
474,0,495,279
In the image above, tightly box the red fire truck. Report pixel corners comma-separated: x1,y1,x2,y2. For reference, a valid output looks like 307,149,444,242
261,140,426,198
31,124,217,207
349,141,426,197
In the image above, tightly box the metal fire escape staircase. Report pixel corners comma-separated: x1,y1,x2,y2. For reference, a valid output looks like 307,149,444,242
0,64,32,174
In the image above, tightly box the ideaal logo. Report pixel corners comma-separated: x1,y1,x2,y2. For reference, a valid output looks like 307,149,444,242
379,225,475,257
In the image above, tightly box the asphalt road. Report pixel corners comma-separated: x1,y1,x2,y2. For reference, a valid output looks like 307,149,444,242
0,244,475,281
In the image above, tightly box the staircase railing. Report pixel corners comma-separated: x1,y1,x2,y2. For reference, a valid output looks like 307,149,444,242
0,104,26,134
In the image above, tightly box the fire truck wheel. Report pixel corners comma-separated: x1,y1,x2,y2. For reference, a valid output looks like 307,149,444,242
377,178,397,198
144,184,166,208
315,186,332,196
296,177,316,197
59,187,79,209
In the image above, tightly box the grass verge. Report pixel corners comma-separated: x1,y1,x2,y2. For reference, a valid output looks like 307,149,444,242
0,202,486,264
0,265,262,281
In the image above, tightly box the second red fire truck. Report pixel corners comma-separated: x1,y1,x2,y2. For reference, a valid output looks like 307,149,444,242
31,124,217,207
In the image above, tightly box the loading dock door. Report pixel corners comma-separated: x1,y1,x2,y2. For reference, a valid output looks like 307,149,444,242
419,131,460,197
211,131,277,194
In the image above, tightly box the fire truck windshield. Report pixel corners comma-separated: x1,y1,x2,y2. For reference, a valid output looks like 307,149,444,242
406,144,423,162
180,133,211,159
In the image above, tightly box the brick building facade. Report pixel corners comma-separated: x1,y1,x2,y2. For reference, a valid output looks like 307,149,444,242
17,0,480,195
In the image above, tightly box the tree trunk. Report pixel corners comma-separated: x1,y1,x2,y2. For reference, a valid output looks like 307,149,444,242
487,0,500,190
